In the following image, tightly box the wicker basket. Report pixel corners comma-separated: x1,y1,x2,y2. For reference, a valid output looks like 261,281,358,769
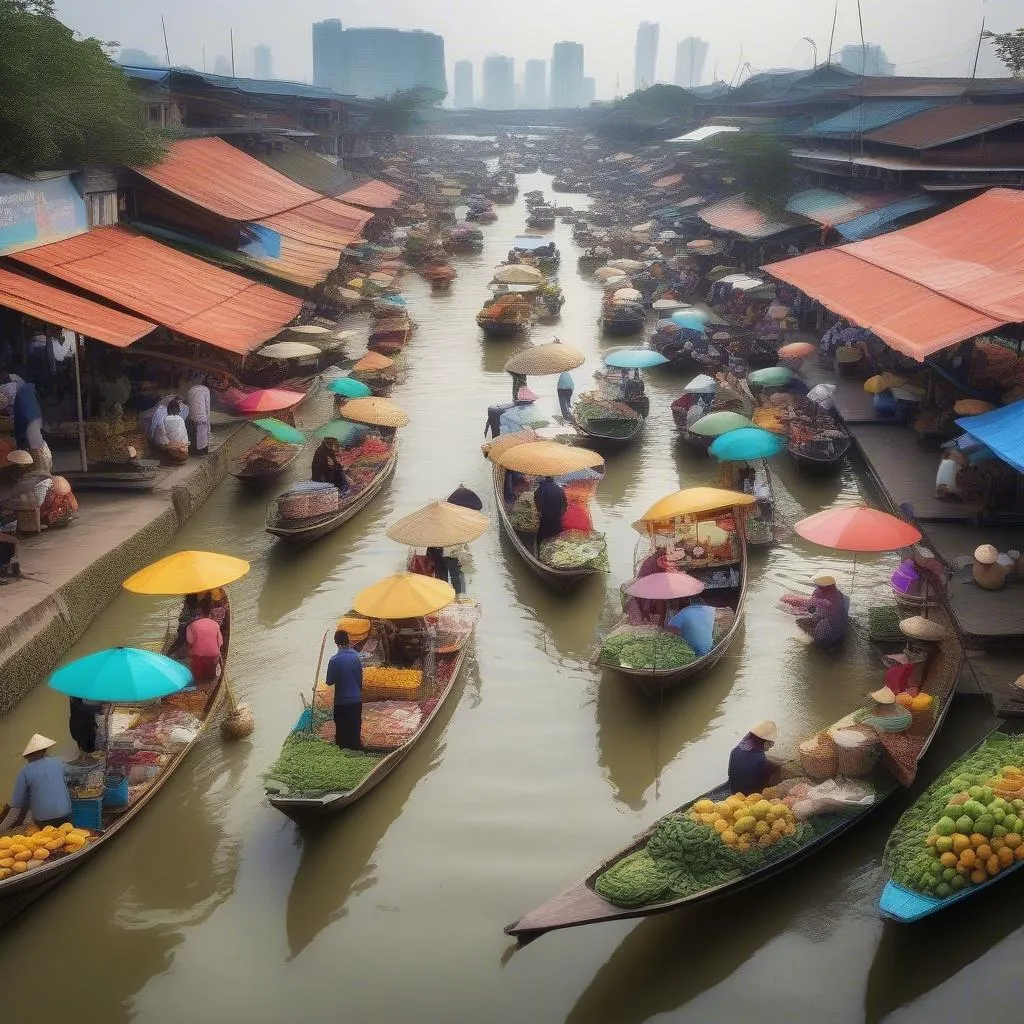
307,488,340,517
799,731,838,780
907,705,936,738
278,492,312,519
832,726,880,777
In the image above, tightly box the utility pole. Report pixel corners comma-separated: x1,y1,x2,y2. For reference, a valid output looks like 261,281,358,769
229,28,235,78
827,1,838,66
803,36,818,68
971,17,986,79
160,14,171,65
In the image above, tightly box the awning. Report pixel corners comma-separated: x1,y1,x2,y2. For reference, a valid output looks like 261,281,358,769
0,267,156,347
804,99,940,137
667,125,740,143
339,180,403,210
651,173,684,189
956,400,1024,474
784,189,889,226
12,226,301,354
835,195,941,241
699,195,809,240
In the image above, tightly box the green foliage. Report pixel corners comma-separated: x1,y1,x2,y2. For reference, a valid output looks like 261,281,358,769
984,28,1024,77
0,0,164,175
369,87,446,133
617,84,694,118
712,133,795,213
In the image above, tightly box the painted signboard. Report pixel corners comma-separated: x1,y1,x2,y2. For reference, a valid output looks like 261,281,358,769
0,173,89,257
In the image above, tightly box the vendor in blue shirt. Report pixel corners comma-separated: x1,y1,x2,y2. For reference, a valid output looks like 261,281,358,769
327,629,364,751
1,734,72,830
727,721,781,796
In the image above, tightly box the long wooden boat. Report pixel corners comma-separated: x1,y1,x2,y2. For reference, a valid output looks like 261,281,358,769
477,317,529,339
265,444,398,544
265,608,477,818
787,429,852,475
0,600,232,926
506,611,964,943
492,464,602,589
600,309,646,336
570,408,645,450
228,437,303,485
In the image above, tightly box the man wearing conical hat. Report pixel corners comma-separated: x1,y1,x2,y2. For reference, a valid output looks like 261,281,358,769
0,735,71,832
728,721,781,796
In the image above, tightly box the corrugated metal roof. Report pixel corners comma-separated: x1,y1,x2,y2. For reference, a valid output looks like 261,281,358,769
11,227,300,354
259,149,360,197
763,188,1024,359
835,195,941,241
0,267,156,347
699,195,809,239
865,102,1024,150
805,100,939,137
121,65,352,101
784,189,880,225
339,180,403,210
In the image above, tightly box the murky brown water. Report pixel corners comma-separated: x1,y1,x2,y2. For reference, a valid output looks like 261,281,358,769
0,172,1004,1023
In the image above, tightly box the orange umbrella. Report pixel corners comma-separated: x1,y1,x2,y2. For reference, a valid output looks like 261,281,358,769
777,341,816,359
236,388,304,414
794,506,921,553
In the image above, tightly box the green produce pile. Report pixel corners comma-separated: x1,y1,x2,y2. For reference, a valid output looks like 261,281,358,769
868,604,903,641
886,733,1024,900
575,394,642,437
599,629,697,669
539,530,609,571
265,732,382,795
509,490,539,532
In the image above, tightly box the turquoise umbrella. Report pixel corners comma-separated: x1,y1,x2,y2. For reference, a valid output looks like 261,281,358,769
709,427,785,462
315,419,367,443
670,309,710,328
605,348,669,369
748,365,794,388
48,648,192,703
328,377,372,399
253,418,305,445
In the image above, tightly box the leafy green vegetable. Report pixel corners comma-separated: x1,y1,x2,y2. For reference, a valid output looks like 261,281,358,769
600,630,696,668
265,732,381,795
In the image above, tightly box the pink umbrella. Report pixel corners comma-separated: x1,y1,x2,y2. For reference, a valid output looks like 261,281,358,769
236,388,305,414
625,572,705,600
777,341,816,359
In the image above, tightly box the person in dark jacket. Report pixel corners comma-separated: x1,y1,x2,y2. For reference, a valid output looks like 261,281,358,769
327,629,363,750
68,697,101,756
310,438,349,491
727,721,781,795
534,475,567,549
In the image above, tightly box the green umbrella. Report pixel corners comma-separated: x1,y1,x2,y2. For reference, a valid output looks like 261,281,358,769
315,419,367,443
328,377,372,398
748,366,794,388
688,411,754,437
253,418,305,445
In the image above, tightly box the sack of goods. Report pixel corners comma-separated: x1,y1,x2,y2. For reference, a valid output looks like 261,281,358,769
277,481,339,520
362,666,425,702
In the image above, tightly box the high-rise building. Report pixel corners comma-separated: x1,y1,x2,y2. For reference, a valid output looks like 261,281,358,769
523,59,547,108
253,44,272,79
312,21,447,98
582,76,596,105
674,37,708,88
550,41,584,108
213,54,232,77
453,60,474,107
634,21,659,91
482,55,515,110
118,47,165,68
837,43,895,76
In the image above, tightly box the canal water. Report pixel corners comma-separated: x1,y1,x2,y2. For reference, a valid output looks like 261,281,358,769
0,174,1002,1023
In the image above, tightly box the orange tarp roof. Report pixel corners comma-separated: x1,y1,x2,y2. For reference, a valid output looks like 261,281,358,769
12,227,300,354
763,188,1024,360
0,267,156,347
339,180,403,210
652,173,684,188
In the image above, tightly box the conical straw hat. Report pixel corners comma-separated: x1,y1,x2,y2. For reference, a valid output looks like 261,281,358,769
503,341,586,376
338,397,409,428
482,428,539,458
490,440,603,475
386,501,490,547
353,352,394,372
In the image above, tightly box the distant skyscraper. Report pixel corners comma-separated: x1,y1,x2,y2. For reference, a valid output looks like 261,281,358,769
118,47,165,67
582,76,596,105
674,37,708,88
453,60,474,107
550,41,584,108
837,43,895,76
482,55,515,109
523,59,547,108
213,54,232,77
253,44,272,79
312,21,447,98
634,21,659,91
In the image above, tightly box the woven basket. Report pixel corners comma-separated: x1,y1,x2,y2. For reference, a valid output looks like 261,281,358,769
278,492,312,519
799,731,838,781
907,706,936,738
832,726,880,777
307,489,340,517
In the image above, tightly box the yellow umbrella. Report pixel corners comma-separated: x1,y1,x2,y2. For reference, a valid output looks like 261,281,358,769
338,396,409,428
953,399,994,415
490,440,603,475
386,500,490,547
123,550,250,595
863,373,906,394
637,487,754,524
353,573,456,619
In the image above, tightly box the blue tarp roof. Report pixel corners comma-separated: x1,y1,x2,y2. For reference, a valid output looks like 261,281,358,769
955,400,1024,474
805,100,939,137
120,64,356,102
835,195,941,241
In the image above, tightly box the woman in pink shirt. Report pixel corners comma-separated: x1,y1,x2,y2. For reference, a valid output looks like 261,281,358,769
185,594,223,682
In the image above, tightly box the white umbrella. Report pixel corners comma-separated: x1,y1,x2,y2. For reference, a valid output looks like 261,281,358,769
684,374,718,393
493,265,544,285
608,258,644,272
257,341,321,359
287,324,332,335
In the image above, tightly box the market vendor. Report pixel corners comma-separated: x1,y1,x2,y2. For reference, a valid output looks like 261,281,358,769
185,593,224,682
2,449,78,526
186,376,212,456
327,628,364,751
727,721,781,795
534,475,567,549
311,437,350,492
153,399,190,463
557,371,575,419
68,697,102,757
11,380,51,473
0,734,72,831
667,597,716,657
789,574,850,648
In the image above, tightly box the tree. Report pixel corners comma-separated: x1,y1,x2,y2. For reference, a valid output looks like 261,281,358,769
713,134,795,213
0,0,164,175
368,88,446,133
985,28,1024,77
616,84,694,119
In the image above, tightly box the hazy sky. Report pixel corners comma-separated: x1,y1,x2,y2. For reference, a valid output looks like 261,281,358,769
58,0,1016,98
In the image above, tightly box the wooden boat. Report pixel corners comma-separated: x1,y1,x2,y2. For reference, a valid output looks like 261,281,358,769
477,317,529,339
491,464,603,589
570,405,645,451
527,207,556,229
367,317,413,356
786,427,852,475
228,437,303,485
265,444,398,544
266,604,478,818
506,616,964,942
0,599,232,926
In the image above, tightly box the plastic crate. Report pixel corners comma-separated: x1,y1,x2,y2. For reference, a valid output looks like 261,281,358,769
70,796,103,830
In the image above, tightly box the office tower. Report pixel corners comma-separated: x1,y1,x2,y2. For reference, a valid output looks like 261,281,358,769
253,44,272,79
582,76,596,104
312,21,447,98
550,41,584,108
837,43,895,76
634,21,659,91
674,37,708,88
453,59,474,107
213,54,232,76
523,59,547,107
482,55,515,109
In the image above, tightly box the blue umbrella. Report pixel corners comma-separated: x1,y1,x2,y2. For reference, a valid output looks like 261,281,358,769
709,427,785,462
328,377,372,398
253,418,305,445
605,348,670,369
49,647,192,703
670,309,710,326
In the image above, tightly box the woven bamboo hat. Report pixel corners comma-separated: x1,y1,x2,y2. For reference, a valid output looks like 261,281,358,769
386,500,489,547
504,341,586,376
22,734,56,757
490,440,604,475
812,574,836,586
974,544,999,565
338,397,409,428
7,449,33,466
869,687,897,705
481,428,538,458
899,615,948,641
749,720,778,741
353,352,394,372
